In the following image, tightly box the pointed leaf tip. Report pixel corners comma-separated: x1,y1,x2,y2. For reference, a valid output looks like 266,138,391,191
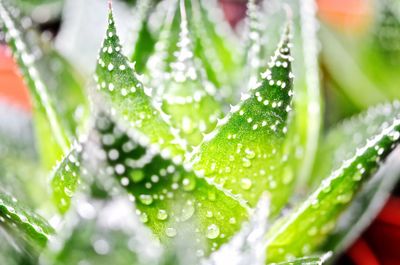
192,26,295,214
95,7,186,160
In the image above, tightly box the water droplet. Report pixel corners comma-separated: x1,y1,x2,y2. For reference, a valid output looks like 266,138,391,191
337,192,352,204
307,226,318,236
64,187,74,197
245,149,255,159
240,178,252,190
139,194,153,205
130,170,144,183
242,158,251,168
140,212,148,223
182,177,196,191
353,172,362,181
206,224,220,239
181,203,195,221
120,177,130,186
157,209,168,221
166,227,177,237
282,168,293,184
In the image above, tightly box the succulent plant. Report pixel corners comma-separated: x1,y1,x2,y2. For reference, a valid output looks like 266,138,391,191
0,0,400,264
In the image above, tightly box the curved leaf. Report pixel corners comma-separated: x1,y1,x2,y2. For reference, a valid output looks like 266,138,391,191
0,0,70,162
0,191,54,249
269,252,331,265
95,113,249,253
266,104,400,262
95,7,186,162
191,0,242,98
192,25,295,214
50,144,82,214
160,0,222,147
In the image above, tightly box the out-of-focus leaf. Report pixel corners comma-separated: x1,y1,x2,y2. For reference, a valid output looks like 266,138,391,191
284,0,322,189
0,232,35,265
0,0,69,168
320,26,387,109
191,0,242,100
44,195,162,265
325,147,400,257
144,0,179,92
266,105,400,262
160,0,222,147
35,48,89,138
130,0,156,73
320,0,400,109
192,26,295,214
95,7,186,161
242,0,264,89
50,144,81,214
13,0,63,23
0,191,54,249
309,102,400,255
203,195,269,265
95,113,249,253
311,101,400,186
269,252,331,265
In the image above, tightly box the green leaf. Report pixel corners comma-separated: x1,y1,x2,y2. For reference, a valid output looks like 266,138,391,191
309,102,400,254
325,146,400,256
0,1,72,167
45,196,161,265
50,145,81,214
191,0,242,98
269,252,331,265
191,25,295,214
95,7,186,162
0,191,54,249
129,0,156,72
35,48,89,138
283,0,323,188
204,195,269,265
95,113,249,253
319,0,400,110
266,104,400,262
160,0,222,147
311,101,400,186
144,0,181,92
243,0,264,89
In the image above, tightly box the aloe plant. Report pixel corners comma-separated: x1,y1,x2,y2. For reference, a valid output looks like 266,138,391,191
1,0,400,264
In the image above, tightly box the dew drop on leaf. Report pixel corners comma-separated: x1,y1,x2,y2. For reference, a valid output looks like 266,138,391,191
140,212,149,223
336,192,353,204
180,202,195,221
139,194,153,205
206,224,220,239
157,209,168,221
182,177,196,191
240,178,253,190
165,227,177,238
